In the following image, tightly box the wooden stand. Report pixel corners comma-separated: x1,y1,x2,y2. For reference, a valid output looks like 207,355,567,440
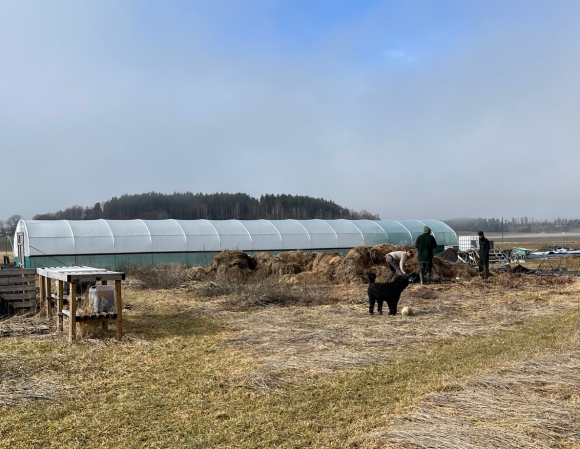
37,267,125,343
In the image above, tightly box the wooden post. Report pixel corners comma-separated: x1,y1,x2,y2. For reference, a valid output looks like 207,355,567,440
45,277,52,318
57,280,64,332
115,280,122,340
69,281,76,343
39,274,45,315
101,280,108,332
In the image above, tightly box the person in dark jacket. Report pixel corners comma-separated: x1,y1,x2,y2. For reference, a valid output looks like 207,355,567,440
478,231,490,279
415,226,438,284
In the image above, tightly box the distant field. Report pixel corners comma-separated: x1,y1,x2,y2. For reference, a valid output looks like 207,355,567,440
460,234,580,269
480,231,580,245
0,236,12,255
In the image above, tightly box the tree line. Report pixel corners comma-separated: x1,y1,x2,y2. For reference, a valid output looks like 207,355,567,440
443,217,580,233
0,215,22,236
32,192,380,222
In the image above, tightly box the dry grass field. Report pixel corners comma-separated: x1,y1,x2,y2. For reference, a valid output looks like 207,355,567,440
1,235,12,258
1,243,580,448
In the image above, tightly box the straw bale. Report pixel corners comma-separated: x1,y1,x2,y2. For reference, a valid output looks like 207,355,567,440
268,261,302,276
334,246,374,283
247,252,276,279
432,258,455,279
209,250,255,281
343,246,373,265
310,252,343,280
311,252,342,270
249,251,314,279
283,271,327,285
252,252,275,265
180,245,493,287
275,251,316,270
451,264,480,279
185,266,209,281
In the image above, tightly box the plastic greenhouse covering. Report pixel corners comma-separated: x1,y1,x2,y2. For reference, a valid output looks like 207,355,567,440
14,219,457,268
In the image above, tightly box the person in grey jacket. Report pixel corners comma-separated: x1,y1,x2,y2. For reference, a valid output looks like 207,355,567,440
384,249,414,282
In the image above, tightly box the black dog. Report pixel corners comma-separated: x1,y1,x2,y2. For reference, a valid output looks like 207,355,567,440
368,273,410,315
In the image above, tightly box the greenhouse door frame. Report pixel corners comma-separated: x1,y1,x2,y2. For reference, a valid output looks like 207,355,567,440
17,232,24,268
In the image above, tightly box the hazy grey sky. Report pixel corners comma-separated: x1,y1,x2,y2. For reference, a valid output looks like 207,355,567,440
2,1,579,221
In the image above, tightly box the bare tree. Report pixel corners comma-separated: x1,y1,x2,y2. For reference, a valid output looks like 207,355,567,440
5,215,22,233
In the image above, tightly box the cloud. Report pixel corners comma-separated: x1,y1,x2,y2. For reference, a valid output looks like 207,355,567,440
1,0,580,221
383,49,415,64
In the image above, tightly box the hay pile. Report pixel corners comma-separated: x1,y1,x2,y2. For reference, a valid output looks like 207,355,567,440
184,245,479,285
254,251,317,279
209,250,256,281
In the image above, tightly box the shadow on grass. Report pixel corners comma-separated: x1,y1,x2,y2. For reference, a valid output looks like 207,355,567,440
123,312,222,340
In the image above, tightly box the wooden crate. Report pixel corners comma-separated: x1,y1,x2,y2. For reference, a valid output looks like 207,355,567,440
0,267,37,312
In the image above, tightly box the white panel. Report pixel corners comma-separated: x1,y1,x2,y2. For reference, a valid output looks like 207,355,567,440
349,220,389,246
176,220,221,251
297,220,338,249
68,220,115,254
106,220,152,253
141,220,187,252
238,220,283,250
421,219,458,246
24,220,75,256
270,220,311,250
397,220,425,244
325,220,365,248
209,220,252,250
375,220,413,245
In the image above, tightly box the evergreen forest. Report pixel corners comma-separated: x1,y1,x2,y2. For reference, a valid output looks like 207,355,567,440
32,192,380,221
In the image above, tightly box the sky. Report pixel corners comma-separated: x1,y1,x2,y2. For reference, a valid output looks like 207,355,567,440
2,0,580,221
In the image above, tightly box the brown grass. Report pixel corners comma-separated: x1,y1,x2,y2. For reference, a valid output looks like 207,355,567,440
376,342,580,448
123,263,194,289
174,274,579,388
515,256,580,271
494,241,580,251
2,243,580,448
0,311,51,338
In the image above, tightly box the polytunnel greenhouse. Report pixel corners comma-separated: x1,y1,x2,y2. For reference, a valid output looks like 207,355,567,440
14,219,457,269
